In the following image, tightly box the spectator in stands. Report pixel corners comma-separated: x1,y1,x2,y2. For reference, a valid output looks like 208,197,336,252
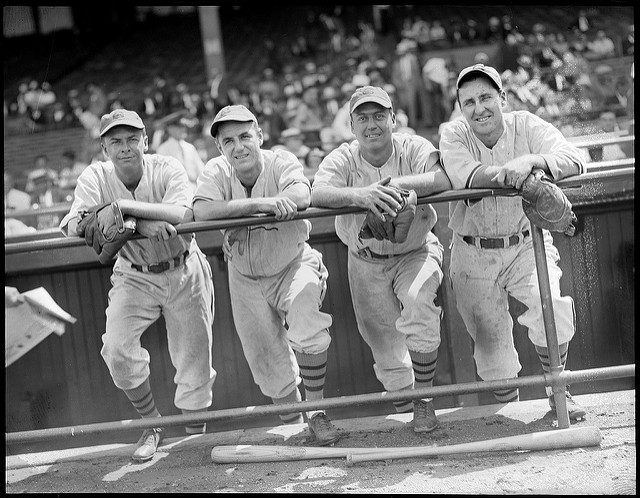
559,45,591,86
429,20,448,49
86,83,109,119
586,30,616,61
156,111,205,194
279,127,311,166
258,68,282,102
303,147,325,183
26,156,65,230
391,39,429,129
58,149,88,195
591,64,623,107
395,109,417,135
449,17,465,46
208,67,231,114
4,170,31,214
289,86,325,146
485,16,503,43
422,57,450,130
569,9,592,34
621,24,634,56
597,111,628,161
256,98,288,150
329,83,357,146
23,80,42,117
464,18,480,44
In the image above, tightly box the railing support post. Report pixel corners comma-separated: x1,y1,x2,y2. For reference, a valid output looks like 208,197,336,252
530,225,570,428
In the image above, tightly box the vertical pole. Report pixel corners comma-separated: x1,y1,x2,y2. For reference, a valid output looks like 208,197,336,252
530,226,570,429
198,6,225,81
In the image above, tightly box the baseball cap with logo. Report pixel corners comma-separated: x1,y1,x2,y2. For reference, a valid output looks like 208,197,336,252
456,63,503,91
349,86,393,114
99,109,145,137
210,104,258,137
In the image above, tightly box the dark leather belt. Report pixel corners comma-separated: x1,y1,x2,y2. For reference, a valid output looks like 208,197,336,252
132,251,189,273
462,230,530,249
356,247,396,260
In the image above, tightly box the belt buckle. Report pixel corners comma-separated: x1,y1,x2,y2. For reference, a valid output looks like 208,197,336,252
357,247,372,259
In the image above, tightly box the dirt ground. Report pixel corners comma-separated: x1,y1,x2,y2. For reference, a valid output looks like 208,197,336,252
6,390,635,494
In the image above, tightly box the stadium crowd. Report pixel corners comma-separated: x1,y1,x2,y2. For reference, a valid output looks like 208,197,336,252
4,7,634,234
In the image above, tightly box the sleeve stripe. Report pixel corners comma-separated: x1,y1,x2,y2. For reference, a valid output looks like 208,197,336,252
465,163,483,188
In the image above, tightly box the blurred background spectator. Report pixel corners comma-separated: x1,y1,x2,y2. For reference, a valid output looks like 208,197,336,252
156,111,205,194
3,5,634,235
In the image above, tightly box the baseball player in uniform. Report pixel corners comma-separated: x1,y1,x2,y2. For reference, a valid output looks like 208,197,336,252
439,64,587,420
311,86,452,433
59,109,216,461
192,105,340,445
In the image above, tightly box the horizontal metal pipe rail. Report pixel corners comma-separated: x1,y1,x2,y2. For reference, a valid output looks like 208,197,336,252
569,134,634,149
4,167,634,255
5,364,634,444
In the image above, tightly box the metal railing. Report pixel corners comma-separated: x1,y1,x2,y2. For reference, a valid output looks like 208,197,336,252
4,166,636,444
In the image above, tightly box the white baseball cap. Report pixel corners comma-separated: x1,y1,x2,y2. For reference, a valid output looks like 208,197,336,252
456,64,503,91
349,86,393,114
99,109,145,137
209,105,257,137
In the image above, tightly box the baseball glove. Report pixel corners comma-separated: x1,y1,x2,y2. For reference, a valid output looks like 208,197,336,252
359,187,417,244
520,168,577,236
76,201,137,264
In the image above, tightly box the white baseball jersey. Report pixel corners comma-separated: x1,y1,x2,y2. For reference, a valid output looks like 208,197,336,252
194,148,332,399
59,154,215,410
313,133,441,256
312,133,444,391
439,110,585,383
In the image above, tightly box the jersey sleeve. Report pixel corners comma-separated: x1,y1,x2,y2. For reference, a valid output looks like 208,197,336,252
159,155,194,207
312,144,352,189
439,120,484,189
523,113,587,180
192,157,229,203
272,149,311,193
403,134,441,175
58,164,105,236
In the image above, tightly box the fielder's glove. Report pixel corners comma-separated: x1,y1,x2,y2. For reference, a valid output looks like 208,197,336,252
76,201,137,264
359,187,417,244
520,168,577,236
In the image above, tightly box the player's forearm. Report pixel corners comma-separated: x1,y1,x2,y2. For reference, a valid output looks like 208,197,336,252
117,199,190,225
193,198,269,220
390,169,453,197
279,183,311,210
469,155,549,188
311,185,363,209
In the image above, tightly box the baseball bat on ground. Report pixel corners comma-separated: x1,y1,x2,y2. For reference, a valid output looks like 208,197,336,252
347,426,601,465
211,444,382,463
211,427,601,464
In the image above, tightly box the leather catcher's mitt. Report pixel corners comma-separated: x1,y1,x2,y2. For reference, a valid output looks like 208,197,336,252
76,201,137,264
520,168,577,236
359,187,417,244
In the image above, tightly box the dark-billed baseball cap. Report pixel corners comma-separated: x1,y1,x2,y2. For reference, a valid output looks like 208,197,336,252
210,104,257,137
349,86,393,114
456,63,503,91
99,109,145,137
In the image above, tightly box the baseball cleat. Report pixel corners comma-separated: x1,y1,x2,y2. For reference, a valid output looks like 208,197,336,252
413,399,438,433
549,392,587,421
308,412,341,446
132,427,163,462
